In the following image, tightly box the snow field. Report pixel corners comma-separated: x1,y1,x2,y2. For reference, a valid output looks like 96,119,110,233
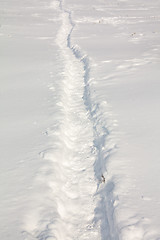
1,0,160,239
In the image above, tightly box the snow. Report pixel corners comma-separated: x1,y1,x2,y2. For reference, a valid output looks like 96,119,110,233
69,0,160,238
0,0,160,239
0,0,60,238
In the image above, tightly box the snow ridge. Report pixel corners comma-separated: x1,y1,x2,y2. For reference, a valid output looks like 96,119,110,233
58,1,119,239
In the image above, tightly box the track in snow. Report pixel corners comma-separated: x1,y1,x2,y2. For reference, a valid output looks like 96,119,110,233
22,1,118,239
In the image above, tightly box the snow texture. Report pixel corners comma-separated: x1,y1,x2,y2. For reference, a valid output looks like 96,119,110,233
0,0,160,239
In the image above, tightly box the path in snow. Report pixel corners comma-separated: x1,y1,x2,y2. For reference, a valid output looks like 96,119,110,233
23,0,118,240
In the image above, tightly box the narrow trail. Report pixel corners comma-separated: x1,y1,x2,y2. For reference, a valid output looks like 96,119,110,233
22,1,118,239
57,1,119,239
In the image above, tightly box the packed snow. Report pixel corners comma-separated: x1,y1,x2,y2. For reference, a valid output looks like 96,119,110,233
0,0,160,239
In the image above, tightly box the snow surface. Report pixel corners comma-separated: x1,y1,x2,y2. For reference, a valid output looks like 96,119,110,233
0,0,160,239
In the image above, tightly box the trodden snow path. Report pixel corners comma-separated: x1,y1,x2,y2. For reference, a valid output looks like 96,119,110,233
22,1,118,240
